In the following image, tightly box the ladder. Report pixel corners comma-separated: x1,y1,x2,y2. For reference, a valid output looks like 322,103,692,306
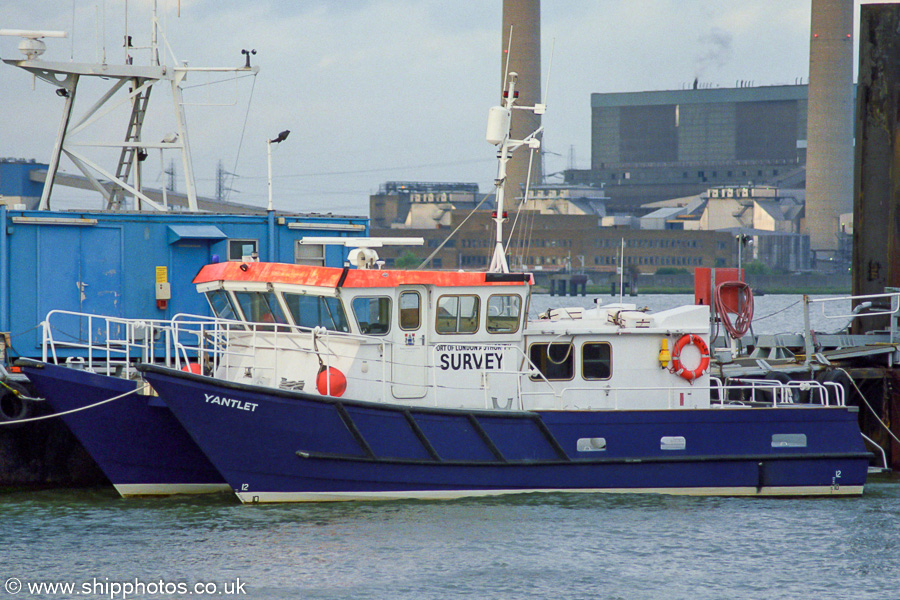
107,81,152,210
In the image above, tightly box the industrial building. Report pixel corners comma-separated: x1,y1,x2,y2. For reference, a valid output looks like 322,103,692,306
371,209,733,277
369,182,733,275
566,84,810,213
640,185,813,272
369,181,482,230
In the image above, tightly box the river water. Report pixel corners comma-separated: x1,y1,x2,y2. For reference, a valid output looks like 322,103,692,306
2,481,899,600
4,293,899,600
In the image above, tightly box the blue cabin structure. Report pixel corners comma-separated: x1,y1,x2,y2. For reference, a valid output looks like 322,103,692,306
0,159,44,203
0,207,367,362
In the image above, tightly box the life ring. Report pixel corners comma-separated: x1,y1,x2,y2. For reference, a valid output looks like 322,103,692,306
671,334,710,382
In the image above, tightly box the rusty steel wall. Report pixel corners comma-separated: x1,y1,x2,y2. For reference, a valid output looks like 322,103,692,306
501,0,542,199
853,4,900,332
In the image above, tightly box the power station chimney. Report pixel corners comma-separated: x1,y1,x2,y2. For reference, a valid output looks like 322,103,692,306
502,0,542,201
805,0,854,262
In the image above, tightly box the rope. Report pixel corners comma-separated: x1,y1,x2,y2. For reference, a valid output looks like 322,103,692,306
837,367,900,446
225,72,258,202
752,299,801,322
181,73,257,90
715,281,754,338
543,335,573,365
0,378,43,402
415,191,493,270
505,146,537,258
0,386,142,427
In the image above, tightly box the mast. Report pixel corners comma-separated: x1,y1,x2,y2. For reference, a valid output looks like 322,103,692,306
486,72,545,273
1,8,258,212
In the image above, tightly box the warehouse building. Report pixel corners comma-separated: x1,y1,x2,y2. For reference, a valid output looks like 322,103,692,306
566,84,810,213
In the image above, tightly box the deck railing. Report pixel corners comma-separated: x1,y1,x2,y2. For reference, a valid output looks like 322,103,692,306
41,310,226,378
39,310,847,410
802,290,900,365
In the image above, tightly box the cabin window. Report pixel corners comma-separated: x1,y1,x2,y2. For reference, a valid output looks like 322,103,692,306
295,242,326,266
283,293,350,332
206,290,238,320
529,343,574,381
582,342,612,380
436,295,479,334
233,291,289,328
228,239,258,261
486,294,521,334
352,296,392,335
399,291,420,331
264,291,289,324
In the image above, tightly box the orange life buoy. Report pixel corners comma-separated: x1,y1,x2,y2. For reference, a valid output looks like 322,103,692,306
671,334,710,382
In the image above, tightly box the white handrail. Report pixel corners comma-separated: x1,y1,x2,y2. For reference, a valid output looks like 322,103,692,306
808,291,900,320
39,310,848,412
40,309,226,377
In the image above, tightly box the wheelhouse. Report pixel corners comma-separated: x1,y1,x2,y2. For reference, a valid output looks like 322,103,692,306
194,261,532,342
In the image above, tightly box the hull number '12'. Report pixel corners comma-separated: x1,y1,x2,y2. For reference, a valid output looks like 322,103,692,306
204,394,258,412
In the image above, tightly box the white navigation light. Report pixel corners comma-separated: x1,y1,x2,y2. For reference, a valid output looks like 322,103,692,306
0,29,67,60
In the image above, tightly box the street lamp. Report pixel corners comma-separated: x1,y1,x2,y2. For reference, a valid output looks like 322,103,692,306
736,232,751,275
267,129,290,211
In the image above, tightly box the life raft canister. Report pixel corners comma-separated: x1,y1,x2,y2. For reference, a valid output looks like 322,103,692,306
670,334,710,382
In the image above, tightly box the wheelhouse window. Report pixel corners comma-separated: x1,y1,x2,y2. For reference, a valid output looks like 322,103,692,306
283,293,350,332
486,294,521,334
582,342,612,380
233,291,289,327
436,295,479,334
399,291,420,331
228,239,258,261
529,343,574,380
206,289,237,320
352,297,392,335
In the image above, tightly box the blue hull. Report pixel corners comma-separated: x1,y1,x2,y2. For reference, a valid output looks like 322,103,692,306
20,360,227,496
140,365,871,502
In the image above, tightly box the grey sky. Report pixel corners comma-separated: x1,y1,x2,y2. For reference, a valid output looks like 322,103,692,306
0,1,881,215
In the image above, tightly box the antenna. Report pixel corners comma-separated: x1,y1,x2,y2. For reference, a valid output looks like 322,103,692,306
542,37,556,109
502,25,513,93
124,0,128,63
102,0,107,64
151,0,159,66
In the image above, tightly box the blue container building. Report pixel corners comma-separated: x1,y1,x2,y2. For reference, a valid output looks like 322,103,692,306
0,207,367,363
